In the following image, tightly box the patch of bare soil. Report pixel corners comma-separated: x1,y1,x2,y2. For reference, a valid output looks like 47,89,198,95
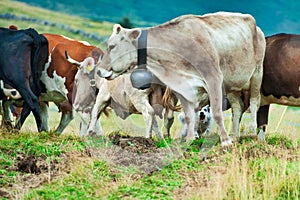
0,151,84,199
85,133,183,175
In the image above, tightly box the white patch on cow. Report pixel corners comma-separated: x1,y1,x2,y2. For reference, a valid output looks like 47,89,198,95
0,80,22,99
61,35,91,46
40,55,68,102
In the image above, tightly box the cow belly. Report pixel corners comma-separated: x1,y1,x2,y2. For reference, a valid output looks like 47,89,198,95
261,94,300,107
39,91,67,103
40,67,68,103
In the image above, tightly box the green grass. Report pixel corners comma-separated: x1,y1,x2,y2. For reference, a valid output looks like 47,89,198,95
0,104,300,199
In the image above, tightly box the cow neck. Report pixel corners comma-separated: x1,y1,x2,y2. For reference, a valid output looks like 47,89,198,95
137,29,147,69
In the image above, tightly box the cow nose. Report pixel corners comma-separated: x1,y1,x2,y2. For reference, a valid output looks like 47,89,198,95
199,112,205,120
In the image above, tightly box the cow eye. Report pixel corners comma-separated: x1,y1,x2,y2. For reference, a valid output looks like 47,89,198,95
108,44,116,51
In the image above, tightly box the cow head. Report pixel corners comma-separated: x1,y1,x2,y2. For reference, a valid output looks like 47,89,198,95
65,52,98,114
98,24,142,79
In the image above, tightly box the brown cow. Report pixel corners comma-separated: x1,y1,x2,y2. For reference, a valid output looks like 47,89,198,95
39,34,103,133
257,33,300,141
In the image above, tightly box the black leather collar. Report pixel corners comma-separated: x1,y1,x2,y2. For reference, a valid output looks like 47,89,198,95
137,29,147,69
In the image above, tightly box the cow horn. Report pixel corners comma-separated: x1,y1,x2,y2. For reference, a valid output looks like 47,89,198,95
65,51,81,67
97,68,113,78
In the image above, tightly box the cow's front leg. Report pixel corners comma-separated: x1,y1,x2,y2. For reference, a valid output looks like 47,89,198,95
87,91,109,136
130,93,161,139
77,111,91,137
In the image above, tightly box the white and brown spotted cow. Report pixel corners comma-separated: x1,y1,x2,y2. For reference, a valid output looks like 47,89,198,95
39,34,103,133
257,33,300,141
97,12,266,146
66,54,179,138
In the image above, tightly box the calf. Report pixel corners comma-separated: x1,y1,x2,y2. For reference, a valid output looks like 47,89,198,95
0,28,48,131
67,54,179,138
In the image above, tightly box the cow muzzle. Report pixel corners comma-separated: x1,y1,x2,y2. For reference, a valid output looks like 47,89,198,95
97,68,113,79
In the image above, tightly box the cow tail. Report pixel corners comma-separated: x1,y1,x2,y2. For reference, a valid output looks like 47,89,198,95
27,28,45,95
162,87,181,112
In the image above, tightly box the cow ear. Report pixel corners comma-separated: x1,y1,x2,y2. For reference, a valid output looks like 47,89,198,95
113,24,123,34
83,57,95,74
127,29,141,41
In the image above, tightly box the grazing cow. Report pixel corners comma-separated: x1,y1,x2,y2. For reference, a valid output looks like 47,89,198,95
257,33,300,141
38,33,103,133
97,12,266,146
0,27,49,131
66,54,179,138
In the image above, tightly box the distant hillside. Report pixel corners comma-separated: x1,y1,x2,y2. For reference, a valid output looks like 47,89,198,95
0,0,113,46
16,0,300,35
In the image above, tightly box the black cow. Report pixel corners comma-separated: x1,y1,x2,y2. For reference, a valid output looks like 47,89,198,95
0,27,49,131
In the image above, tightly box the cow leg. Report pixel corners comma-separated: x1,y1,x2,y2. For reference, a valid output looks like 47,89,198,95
1,100,14,129
248,66,263,135
206,78,232,146
39,101,49,132
55,110,75,134
87,91,109,136
15,103,34,130
164,108,174,138
227,92,243,139
78,111,91,137
130,94,162,139
177,94,197,142
257,105,269,142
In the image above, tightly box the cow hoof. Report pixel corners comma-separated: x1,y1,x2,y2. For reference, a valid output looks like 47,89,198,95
257,130,266,142
221,138,233,147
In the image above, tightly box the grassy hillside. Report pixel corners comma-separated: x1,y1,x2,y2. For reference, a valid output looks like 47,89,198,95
16,0,300,35
0,0,113,46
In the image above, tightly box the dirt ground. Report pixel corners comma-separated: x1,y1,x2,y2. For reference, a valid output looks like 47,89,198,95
0,133,184,199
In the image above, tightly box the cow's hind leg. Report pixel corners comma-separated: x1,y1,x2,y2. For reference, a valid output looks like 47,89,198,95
164,108,174,138
248,65,263,135
39,101,50,132
257,105,269,142
55,110,75,134
227,92,243,139
206,77,232,146
15,102,42,131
